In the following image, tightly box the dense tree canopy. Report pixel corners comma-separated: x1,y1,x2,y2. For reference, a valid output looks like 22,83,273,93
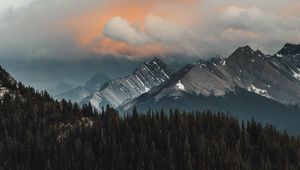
0,83,300,170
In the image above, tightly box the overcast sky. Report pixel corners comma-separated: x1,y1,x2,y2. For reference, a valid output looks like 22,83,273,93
0,0,32,11
0,0,300,89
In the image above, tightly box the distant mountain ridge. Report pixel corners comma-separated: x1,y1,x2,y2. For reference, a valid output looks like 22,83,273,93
54,72,110,103
48,82,75,96
84,72,110,92
1,43,300,133
45,43,300,113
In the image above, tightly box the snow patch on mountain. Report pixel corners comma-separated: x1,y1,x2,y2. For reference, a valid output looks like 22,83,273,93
292,70,300,80
247,85,271,98
175,80,185,91
89,93,105,111
0,87,9,99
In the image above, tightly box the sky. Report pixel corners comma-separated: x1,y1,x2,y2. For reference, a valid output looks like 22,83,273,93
0,0,300,89
0,0,32,11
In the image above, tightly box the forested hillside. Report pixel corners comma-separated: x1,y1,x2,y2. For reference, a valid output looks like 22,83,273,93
1,83,300,170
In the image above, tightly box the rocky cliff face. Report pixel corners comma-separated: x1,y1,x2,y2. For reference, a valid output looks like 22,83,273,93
83,57,173,111
226,45,300,105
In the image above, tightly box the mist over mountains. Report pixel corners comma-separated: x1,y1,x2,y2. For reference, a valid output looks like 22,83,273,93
72,43,300,112
1,43,300,133
2,1,300,169
53,42,300,133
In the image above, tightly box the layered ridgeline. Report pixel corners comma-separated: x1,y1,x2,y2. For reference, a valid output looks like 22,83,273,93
47,82,75,97
25,43,299,133
82,57,173,110
120,44,300,133
54,72,110,103
2,58,300,169
80,43,300,113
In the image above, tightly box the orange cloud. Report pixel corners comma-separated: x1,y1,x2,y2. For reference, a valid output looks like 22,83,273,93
279,3,300,17
88,37,168,57
65,0,198,56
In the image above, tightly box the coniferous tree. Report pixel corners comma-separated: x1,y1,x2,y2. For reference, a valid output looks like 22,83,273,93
1,83,300,169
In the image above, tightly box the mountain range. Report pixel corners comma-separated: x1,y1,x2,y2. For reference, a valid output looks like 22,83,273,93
81,43,300,133
2,43,300,133
78,43,300,113
118,43,300,133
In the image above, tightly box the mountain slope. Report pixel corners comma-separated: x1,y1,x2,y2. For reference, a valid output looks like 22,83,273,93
123,86,300,131
0,66,17,99
54,72,110,103
47,82,75,96
267,43,300,81
84,72,110,92
84,57,173,110
2,64,300,169
55,86,91,103
226,45,300,105
276,43,300,56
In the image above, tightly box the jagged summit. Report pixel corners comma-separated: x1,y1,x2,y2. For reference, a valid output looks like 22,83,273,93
140,57,163,65
133,57,172,84
239,45,253,52
229,45,265,58
276,43,300,56
226,45,267,67
134,57,170,75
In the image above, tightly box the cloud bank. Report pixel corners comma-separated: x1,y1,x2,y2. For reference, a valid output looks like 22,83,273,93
103,16,149,46
0,0,300,59
1,0,300,89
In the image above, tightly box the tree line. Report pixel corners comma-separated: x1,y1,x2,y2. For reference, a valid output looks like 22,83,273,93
0,83,300,170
